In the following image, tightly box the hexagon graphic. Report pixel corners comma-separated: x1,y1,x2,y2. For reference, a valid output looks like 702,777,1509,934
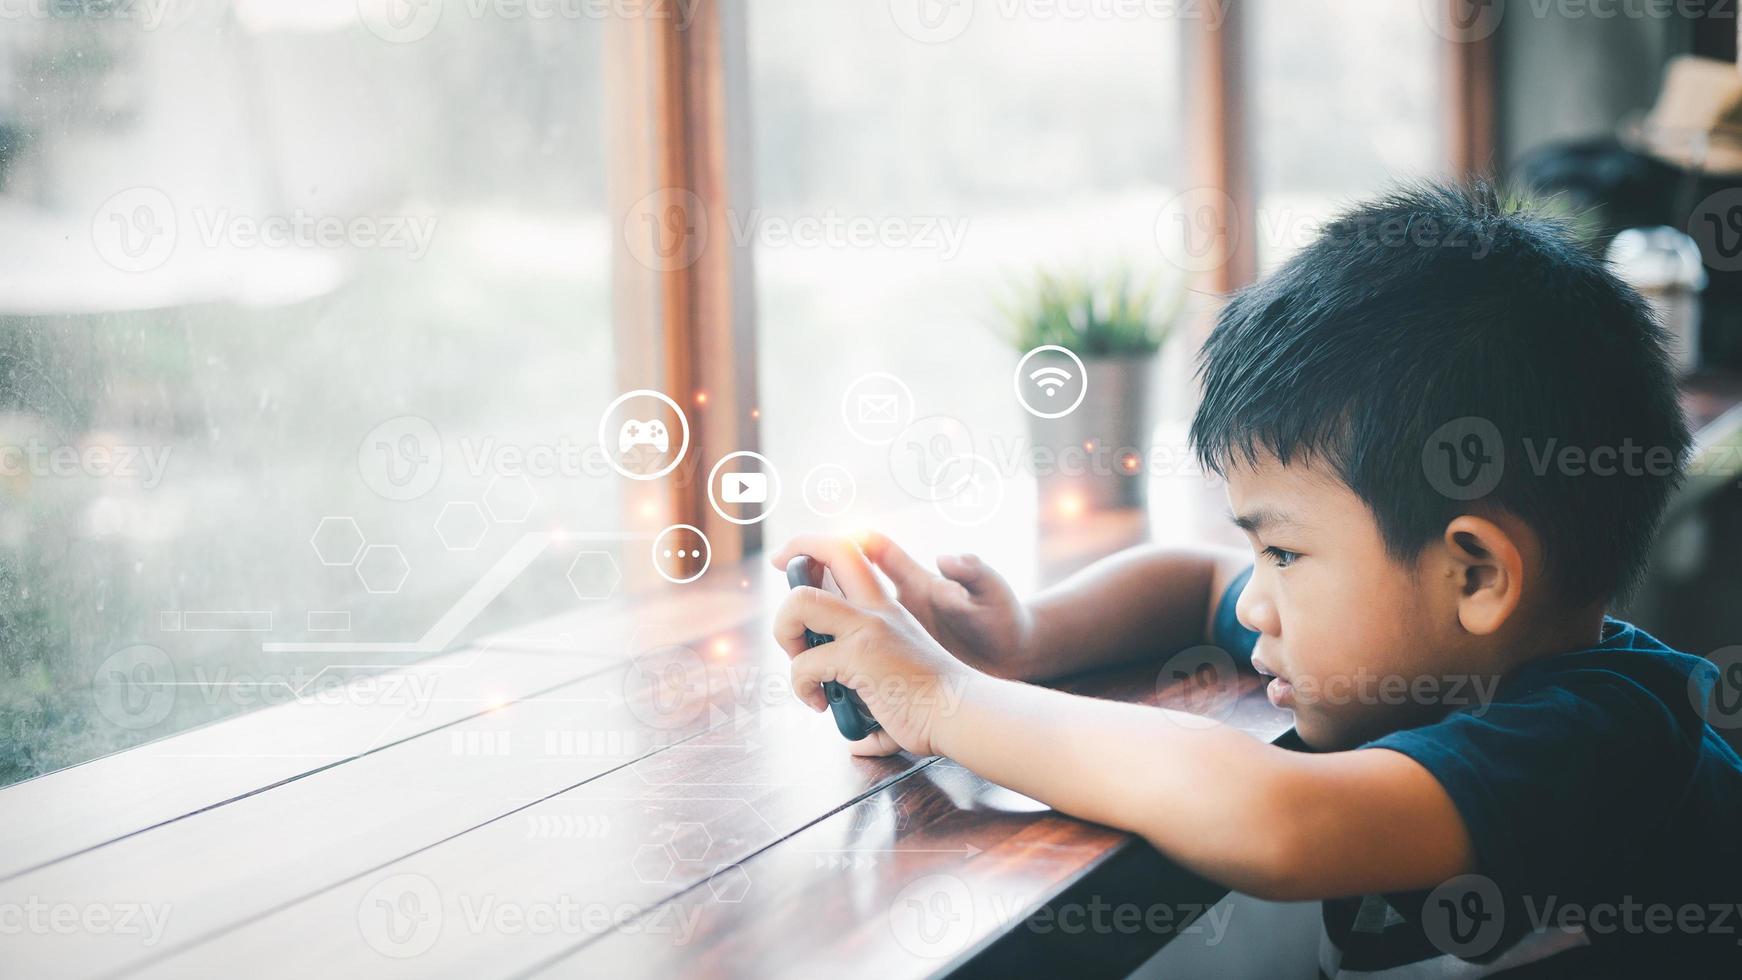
708,863,751,903
566,551,622,601
356,545,411,594
668,822,712,863
484,474,537,524
310,517,366,567
631,843,675,884
434,502,488,551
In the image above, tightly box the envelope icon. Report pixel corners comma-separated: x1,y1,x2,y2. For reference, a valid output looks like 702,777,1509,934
857,394,898,424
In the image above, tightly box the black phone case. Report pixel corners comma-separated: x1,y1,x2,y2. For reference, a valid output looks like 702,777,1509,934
785,556,881,742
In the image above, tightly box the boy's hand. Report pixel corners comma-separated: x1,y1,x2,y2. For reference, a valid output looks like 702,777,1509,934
771,536,981,757
772,532,1035,680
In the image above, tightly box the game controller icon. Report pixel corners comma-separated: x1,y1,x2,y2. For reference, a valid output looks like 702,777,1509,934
618,419,670,456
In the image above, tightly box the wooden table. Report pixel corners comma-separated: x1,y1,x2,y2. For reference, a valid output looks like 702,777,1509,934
15,375,1733,979
0,541,1291,979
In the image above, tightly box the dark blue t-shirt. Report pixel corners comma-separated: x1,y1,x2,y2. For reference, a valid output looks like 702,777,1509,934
1212,566,1742,977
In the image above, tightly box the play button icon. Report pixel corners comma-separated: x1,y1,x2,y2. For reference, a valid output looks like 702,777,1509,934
721,472,768,504
708,451,781,526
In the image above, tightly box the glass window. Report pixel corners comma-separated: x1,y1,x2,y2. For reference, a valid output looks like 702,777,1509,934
0,4,614,784
747,2,1190,561
1247,0,1447,271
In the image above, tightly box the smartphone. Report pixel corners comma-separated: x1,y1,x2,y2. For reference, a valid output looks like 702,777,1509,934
785,555,881,742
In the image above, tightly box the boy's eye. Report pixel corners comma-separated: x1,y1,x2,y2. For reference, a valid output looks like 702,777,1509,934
1261,546,1300,568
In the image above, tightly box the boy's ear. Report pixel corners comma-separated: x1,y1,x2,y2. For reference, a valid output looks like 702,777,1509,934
1439,514,1525,636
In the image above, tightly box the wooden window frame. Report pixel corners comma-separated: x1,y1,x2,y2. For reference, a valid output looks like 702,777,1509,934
613,0,1500,557
606,1,761,575
1191,0,1500,296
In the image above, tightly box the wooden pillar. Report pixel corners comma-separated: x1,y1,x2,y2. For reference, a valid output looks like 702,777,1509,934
605,0,761,579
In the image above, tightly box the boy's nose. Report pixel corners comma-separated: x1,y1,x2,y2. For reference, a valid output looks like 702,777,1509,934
1234,574,1280,638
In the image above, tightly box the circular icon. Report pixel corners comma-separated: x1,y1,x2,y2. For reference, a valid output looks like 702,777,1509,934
91,187,177,274
1695,645,1742,731
624,643,710,731
708,451,782,526
92,644,176,730
1155,645,1241,730
802,463,858,518
1421,873,1505,960
1419,0,1505,43
888,415,976,502
1154,186,1239,274
600,390,691,482
652,523,711,584
1013,345,1088,420
888,0,974,43
357,872,443,959
888,873,976,959
1688,188,1742,274
358,415,444,501
841,372,917,446
1421,416,1504,501
931,455,1004,527
357,0,444,43
623,186,708,273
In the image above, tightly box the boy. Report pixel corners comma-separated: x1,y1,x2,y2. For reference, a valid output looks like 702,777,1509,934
772,184,1742,976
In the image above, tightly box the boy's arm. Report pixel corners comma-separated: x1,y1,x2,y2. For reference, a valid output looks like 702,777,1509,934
1020,544,1254,680
933,680,1474,900
775,535,1470,901
783,535,1253,683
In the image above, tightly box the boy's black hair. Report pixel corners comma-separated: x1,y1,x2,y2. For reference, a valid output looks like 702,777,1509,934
1190,181,1690,606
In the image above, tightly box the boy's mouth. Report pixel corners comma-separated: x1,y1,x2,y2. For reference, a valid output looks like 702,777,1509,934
1249,651,1297,710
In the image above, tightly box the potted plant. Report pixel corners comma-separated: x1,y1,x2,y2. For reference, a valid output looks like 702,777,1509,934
999,267,1183,516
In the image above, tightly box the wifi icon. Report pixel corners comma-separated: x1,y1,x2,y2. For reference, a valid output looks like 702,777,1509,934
1029,366,1073,397
1015,344,1087,419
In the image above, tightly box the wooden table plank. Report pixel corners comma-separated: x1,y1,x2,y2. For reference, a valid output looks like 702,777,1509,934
126,698,926,979
531,670,1289,979
0,612,797,979
120,648,1283,980
0,645,591,882
0,585,754,882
